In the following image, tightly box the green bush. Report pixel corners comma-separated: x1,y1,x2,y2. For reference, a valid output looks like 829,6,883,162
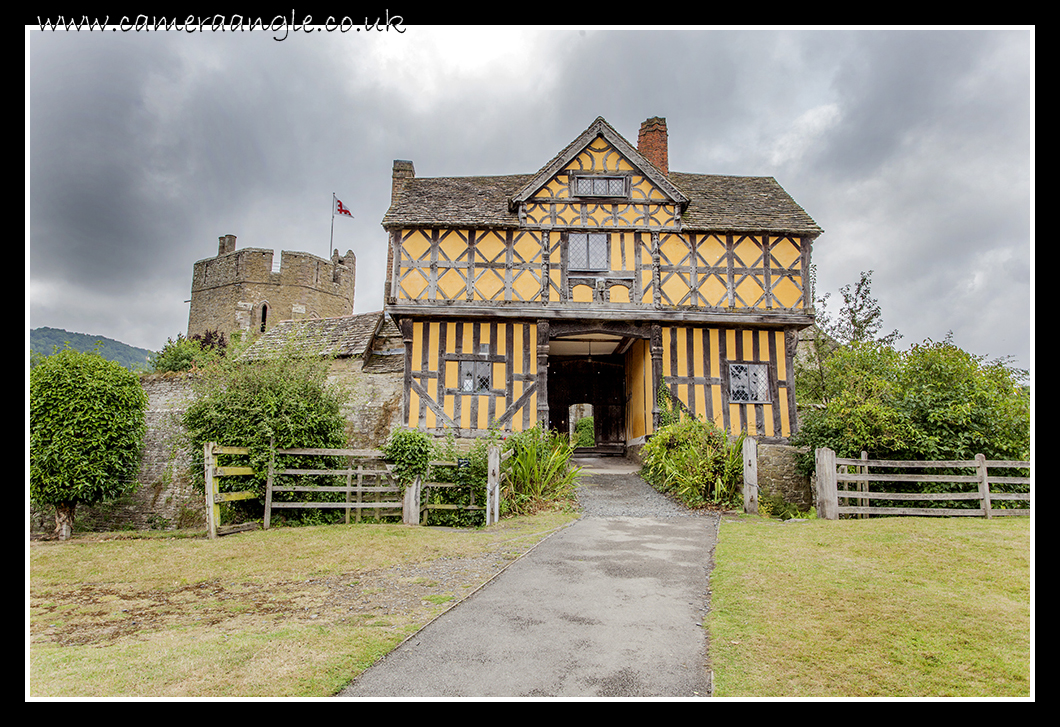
572,416,595,448
502,426,582,516
152,330,227,373
30,347,148,539
639,419,745,509
182,340,349,525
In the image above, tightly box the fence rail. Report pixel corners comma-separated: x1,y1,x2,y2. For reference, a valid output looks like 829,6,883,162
815,448,1030,520
204,441,511,534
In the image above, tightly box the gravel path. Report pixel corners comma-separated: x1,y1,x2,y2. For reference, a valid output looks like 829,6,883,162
575,472,709,519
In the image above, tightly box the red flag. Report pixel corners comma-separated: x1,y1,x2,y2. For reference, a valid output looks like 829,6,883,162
334,197,353,218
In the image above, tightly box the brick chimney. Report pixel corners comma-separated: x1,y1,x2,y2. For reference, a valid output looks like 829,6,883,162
218,234,237,256
391,160,415,203
637,117,668,176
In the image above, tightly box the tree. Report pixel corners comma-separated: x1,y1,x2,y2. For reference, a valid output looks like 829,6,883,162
792,337,1029,473
797,269,900,407
181,339,349,524
30,347,148,539
151,329,228,373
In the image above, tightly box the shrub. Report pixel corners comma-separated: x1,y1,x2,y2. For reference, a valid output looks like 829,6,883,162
30,347,148,539
182,341,349,525
502,426,582,516
152,330,227,373
572,416,595,448
639,419,745,509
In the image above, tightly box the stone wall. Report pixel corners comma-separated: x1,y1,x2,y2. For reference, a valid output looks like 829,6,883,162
30,361,404,537
755,442,814,510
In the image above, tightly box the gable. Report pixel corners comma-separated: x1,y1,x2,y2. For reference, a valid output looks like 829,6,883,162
510,116,688,209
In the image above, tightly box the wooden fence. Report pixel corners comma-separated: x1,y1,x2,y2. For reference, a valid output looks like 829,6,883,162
815,448,1030,520
204,442,510,535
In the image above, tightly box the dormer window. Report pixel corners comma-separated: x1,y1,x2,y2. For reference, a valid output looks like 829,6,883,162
573,175,627,198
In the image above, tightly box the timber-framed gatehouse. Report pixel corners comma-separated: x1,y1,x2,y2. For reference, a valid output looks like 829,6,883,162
382,116,822,452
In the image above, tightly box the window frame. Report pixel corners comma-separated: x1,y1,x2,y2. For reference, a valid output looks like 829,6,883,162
567,231,610,272
728,362,771,404
570,174,630,199
458,345,492,394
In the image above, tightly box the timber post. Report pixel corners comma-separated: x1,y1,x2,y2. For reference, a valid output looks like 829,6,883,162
976,453,992,519
743,437,758,514
815,447,839,520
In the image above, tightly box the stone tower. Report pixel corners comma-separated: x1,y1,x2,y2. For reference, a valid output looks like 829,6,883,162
188,234,356,341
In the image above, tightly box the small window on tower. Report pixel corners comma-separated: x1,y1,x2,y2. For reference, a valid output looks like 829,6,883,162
260,304,268,333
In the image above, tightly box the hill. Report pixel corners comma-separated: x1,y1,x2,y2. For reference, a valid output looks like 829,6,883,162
30,327,155,372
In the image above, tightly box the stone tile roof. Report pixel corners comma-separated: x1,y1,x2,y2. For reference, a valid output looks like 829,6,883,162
240,311,387,360
668,172,822,235
382,174,532,229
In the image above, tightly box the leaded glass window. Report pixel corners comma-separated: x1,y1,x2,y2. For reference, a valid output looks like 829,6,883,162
460,345,492,393
574,175,627,197
568,232,609,271
729,363,770,403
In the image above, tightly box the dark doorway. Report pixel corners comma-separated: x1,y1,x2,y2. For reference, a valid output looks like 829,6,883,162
547,355,626,454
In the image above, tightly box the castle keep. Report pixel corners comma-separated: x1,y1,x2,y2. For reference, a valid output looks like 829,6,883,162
187,234,356,340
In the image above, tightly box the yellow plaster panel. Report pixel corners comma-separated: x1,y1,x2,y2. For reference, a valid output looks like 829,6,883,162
610,285,630,303
699,274,728,307
775,331,786,380
436,268,466,300
772,276,803,309
513,325,523,374
475,231,506,264
438,230,468,263
770,237,801,269
743,330,754,360
693,328,704,378
734,276,764,308
399,268,429,300
661,274,690,306
696,235,727,267
474,269,505,301
733,237,763,268
402,229,431,261
513,232,543,263
659,235,688,266
572,284,593,303
662,327,672,377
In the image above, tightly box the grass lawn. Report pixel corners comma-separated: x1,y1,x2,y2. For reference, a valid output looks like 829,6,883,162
28,511,576,698
708,515,1032,698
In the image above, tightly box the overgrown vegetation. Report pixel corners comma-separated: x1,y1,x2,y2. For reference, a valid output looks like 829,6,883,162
639,417,745,509
572,416,594,448
181,337,350,526
793,270,1030,511
30,346,149,540
502,426,582,516
151,329,228,373
381,425,582,525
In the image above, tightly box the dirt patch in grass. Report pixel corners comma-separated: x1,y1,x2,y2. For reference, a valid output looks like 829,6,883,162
31,552,518,649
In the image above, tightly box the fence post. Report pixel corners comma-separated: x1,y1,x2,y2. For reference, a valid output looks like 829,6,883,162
742,437,758,514
487,444,500,526
816,447,839,520
403,476,421,525
204,442,218,539
859,450,869,519
264,440,275,530
976,453,992,519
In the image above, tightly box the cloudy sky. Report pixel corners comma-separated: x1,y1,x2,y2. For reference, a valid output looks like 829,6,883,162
27,25,1033,375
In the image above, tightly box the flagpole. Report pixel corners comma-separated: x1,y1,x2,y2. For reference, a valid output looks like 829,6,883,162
330,192,335,260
